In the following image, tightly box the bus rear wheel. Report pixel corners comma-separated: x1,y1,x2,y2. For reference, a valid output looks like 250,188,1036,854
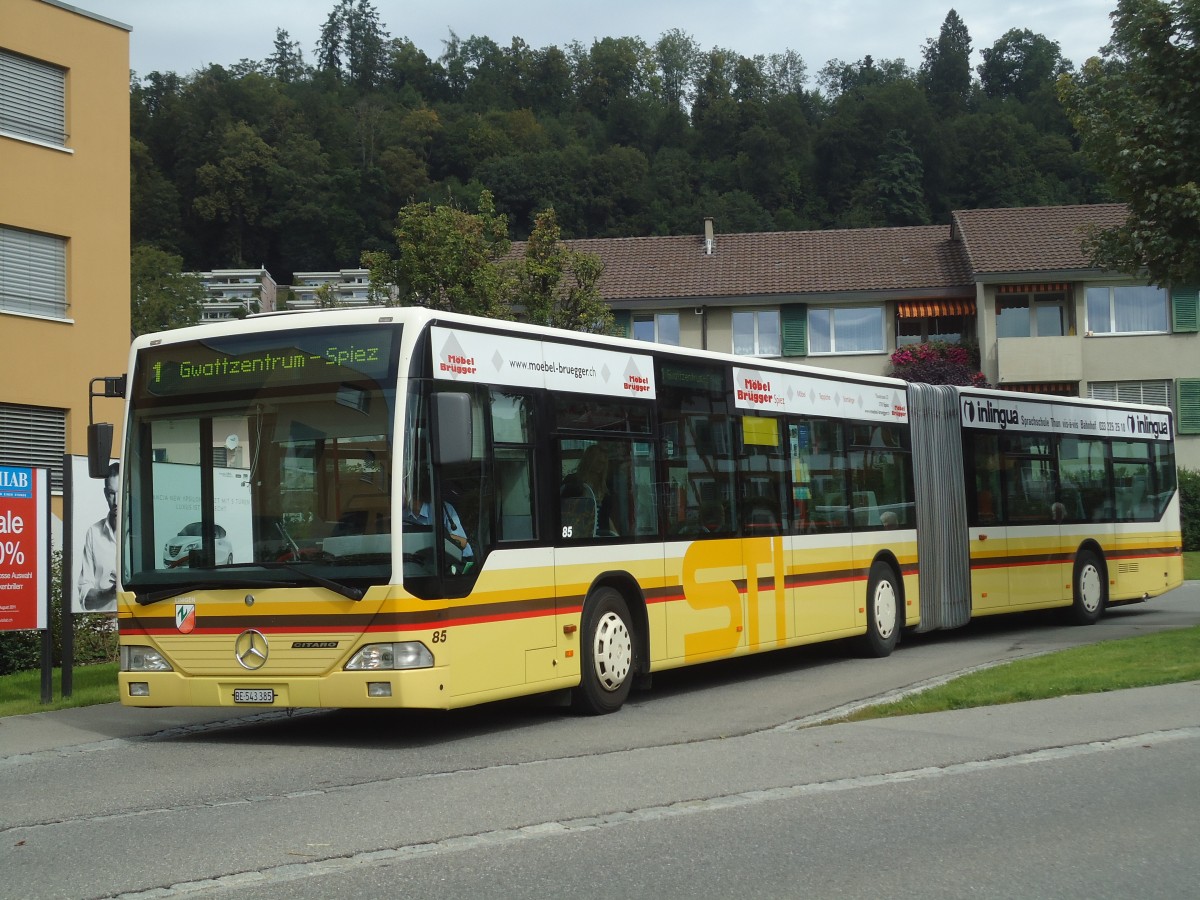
1071,550,1107,625
573,587,635,715
861,561,900,658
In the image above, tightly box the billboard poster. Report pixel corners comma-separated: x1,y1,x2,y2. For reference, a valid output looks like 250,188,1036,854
0,466,48,631
431,326,657,399
732,366,909,423
72,456,120,613
150,462,253,570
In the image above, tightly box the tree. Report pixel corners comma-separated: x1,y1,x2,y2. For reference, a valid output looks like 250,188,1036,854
919,9,973,114
346,0,389,91
1059,0,1200,286
364,190,513,318
979,28,1070,101
512,208,611,332
817,56,912,99
192,122,276,265
266,28,306,82
654,29,702,110
130,137,183,251
316,0,388,89
846,129,931,226
130,244,205,336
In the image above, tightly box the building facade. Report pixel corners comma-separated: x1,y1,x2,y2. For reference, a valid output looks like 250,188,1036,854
0,0,131,513
196,267,277,321
554,207,1200,468
285,269,383,310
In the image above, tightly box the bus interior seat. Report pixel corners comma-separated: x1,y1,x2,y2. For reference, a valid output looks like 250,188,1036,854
561,496,596,538
852,491,880,526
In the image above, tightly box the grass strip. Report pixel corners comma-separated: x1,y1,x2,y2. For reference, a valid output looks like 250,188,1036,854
0,663,119,718
841,624,1200,722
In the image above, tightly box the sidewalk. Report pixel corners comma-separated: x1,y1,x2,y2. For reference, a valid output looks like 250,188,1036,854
3,681,1198,760
0,701,280,757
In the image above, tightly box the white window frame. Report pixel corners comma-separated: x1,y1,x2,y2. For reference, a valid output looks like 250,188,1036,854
632,312,680,346
1085,285,1169,335
807,306,885,355
0,225,68,320
996,291,1069,338
0,49,67,148
732,309,781,357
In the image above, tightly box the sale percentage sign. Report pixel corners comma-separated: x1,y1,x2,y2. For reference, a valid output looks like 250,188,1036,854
0,540,23,565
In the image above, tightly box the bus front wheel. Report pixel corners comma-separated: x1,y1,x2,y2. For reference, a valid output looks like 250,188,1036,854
573,587,635,715
861,561,900,658
1071,550,1107,625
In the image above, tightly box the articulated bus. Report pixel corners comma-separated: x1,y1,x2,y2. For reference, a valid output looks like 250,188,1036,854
103,308,1183,714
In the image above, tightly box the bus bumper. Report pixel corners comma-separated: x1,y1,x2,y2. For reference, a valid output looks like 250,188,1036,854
117,666,451,710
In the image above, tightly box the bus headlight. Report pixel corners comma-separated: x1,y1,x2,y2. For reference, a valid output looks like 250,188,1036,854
345,642,433,671
121,645,174,672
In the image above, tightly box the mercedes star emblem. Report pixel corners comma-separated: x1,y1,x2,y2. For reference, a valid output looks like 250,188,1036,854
234,629,269,670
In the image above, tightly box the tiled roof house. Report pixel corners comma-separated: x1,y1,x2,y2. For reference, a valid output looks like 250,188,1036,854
534,204,1200,466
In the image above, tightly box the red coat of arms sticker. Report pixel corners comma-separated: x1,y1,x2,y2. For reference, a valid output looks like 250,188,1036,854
175,603,196,634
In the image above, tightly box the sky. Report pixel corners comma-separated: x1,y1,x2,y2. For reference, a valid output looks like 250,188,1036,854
78,0,1120,84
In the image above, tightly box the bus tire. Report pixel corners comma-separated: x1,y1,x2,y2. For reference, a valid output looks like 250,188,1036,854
1071,550,1107,625
861,561,900,658
573,587,635,715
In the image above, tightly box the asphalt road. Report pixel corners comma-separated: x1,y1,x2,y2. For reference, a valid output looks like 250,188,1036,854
2,583,1199,899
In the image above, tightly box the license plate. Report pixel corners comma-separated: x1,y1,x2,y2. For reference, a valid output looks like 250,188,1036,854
233,688,275,704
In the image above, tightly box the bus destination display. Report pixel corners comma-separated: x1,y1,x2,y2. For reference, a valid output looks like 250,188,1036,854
137,326,397,398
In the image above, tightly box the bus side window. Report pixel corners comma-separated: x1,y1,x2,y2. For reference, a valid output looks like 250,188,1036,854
973,435,1002,525
491,390,536,542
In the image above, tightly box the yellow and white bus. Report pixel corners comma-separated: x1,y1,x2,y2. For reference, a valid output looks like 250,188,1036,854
103,308,1183,713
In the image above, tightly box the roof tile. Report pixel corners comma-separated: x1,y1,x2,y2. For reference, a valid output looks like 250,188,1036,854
511,204,1130,303
951,204,1127,274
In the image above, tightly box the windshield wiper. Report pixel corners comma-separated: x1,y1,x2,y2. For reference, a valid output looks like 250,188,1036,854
135,578,281,606
219,561,365,601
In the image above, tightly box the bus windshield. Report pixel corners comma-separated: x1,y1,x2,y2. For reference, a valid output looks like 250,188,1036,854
120,324,401,595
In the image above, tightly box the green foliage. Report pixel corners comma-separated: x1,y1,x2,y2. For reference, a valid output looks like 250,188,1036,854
513,209,611,332
128,3,1104,279
365,190,514,318
888,340,988,386
130,244,205,336
0,663,119,717
845,624,1200,721
365,195,609,332
1180,468,1200,552
919,9,973,114
192,121,277,266
979,28,1070,101
0,552,118,677
1059,0,1200,285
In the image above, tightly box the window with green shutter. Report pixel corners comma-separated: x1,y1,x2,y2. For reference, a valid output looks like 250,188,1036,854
1178,379,1200,434
612,310,631,338
781,303,807,357
1171,285,1199,332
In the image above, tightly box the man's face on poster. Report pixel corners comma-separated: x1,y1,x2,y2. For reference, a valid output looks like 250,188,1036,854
103,474,118,527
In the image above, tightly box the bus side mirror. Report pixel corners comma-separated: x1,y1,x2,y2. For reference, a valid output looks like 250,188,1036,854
433,392,472,467
87,423,114,479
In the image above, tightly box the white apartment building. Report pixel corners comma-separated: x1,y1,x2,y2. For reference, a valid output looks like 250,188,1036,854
196,268,277,320
285,269,384,310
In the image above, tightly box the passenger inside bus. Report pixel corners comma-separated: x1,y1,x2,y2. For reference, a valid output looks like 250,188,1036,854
561,444,617,537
